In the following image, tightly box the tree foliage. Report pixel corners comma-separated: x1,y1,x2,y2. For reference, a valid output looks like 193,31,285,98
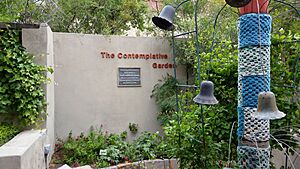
270,0,300,33
0,0,148,35
50,0,148,34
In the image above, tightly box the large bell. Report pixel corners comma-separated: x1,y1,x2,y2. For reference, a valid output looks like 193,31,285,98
152,5,175,31
253,91,286,120
225,0,251,8
193,81,219,105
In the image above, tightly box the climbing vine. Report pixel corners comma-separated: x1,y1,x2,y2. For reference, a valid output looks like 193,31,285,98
0,29,51,126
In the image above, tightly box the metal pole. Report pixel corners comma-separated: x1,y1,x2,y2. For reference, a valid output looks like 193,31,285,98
200,105,208,169
207,4,227,79
172,0,195,160
195,0,201,84
284,142,288,169
194,1,208,168
172,30,181,153
172,30,179,113
173,30,196,38
274,0,300,17
176,84,198,88
175,0,191,11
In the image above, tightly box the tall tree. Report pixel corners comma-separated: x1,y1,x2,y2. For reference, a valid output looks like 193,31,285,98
0,0,148,35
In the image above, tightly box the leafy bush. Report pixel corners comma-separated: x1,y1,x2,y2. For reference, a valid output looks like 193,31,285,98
0,29,50,126
52,128,170,168
163,109,225,169
152,31,299,168
270,29,300,151
151,74,177,113
151,74,177,125
152,39,239,168
133,131,171,160
0,123,20,146
128,123,138,134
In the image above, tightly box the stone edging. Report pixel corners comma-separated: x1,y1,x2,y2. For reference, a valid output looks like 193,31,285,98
102,159,179,169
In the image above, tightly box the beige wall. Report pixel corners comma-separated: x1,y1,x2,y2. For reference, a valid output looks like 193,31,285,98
22,24,55,160
54,33,186,139
0,130,47,169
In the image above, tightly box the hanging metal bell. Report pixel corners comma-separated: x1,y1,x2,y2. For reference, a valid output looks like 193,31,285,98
253,91,286,120
152,5,175,31
225,0,251,8
193,81,219,105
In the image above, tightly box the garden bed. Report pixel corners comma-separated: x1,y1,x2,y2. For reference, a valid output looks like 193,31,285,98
50,159,178,169
51,130,173,168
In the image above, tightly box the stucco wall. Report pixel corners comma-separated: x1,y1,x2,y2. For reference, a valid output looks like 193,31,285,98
53,33,186,139
22,23,55,160
0,130,46,169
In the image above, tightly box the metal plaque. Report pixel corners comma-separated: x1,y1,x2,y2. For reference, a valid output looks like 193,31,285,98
118,68,141,87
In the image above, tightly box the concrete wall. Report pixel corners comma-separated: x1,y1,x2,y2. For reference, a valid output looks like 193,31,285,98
0,130,46,169
22,23,55,159
53,33,186,139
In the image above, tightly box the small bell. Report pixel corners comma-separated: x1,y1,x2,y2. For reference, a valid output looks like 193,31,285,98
152,5,175,31
253,91,286,120
225,0,251,8
193,81,219,105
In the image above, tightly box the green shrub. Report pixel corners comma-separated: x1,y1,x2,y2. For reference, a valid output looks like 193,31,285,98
151,74,177,125
0,29,51,126
0,123,20,146
128,123,138,134
152,31,299,168
270,30,300,152
152,40,238,168
52,128,169,168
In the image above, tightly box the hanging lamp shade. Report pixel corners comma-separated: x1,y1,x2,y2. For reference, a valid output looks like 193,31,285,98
152,5,175,31
193,81,219,105
239,0,269,15
253,91,286,120
225,0,251,8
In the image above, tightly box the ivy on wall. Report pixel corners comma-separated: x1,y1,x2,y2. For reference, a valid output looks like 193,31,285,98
0,29,51,126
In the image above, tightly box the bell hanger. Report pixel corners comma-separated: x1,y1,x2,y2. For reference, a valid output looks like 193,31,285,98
225,0,252,8
253,91,286,120
152,5,175,31
193,81,219,105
